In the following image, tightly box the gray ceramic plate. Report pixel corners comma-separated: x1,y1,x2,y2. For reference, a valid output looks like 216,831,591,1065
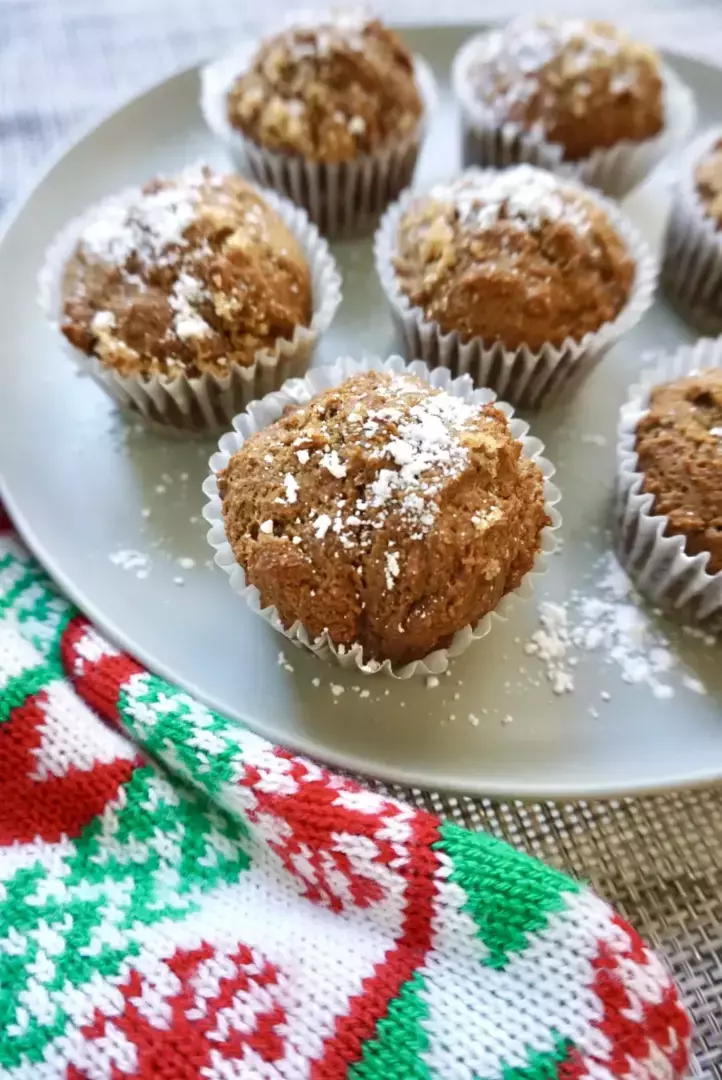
1,25,721,798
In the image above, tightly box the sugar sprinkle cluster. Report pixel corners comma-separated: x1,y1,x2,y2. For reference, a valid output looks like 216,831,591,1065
431,167,592,237
259,376,501,588
77,165,227,346
469,17,647,128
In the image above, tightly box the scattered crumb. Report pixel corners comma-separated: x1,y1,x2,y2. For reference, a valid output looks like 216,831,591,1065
360,689,370,699
426,675,440,689
468,713,480,727
179,472,189,482
589,706,599,718
312,677,321,688
601,691,611,702
190,515,200,525
155,484,166,495
140,508,151,519
177,556,195,570
524,553,712,701
110,549,150,578
501,714,514,726
683,674,707,695
581,433,607,447
173,576,184,586
330,684,345,697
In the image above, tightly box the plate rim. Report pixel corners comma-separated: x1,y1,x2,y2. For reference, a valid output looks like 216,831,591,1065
2,26,722,800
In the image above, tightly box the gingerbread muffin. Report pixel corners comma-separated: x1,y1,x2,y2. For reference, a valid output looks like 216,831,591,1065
390,166,635,353
202,13,433,235
218,370,550,666
459,18,663,162
226,15,422,163
42,164,342,430
60,166,312,381
634,370,722,574
661,131,722,333
451,17,695,196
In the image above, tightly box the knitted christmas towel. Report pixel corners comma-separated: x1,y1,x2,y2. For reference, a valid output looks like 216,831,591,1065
0,520,691,1080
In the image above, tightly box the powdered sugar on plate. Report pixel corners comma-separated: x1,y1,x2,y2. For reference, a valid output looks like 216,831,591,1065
525,551,715,699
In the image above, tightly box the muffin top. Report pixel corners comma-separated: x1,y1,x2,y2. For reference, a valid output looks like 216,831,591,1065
635,369,722,574
226,13,423,163
393,166,635,351
219,370,549,665
462,18,663,161
694,139,722,229
60,166,312,379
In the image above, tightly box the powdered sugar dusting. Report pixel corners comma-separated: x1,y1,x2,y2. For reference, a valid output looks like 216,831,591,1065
384,550,400,590
169,273,211,341
432,166,591,237
525,552,714,699
270,375,501,570
80,165,208,268
468,17,642,131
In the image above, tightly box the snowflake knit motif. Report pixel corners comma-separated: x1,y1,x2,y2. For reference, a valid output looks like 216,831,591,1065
0,510,692,1079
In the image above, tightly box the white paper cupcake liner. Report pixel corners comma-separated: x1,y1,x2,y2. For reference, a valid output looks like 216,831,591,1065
202,355,561,679
616,337,722,621
200,38,438,238
38,181,342,434
451,33,697,199
374,170,657,410
662,127,722,334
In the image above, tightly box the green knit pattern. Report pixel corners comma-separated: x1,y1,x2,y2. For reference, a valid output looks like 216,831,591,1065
437,823,578,969
350,973,432,1080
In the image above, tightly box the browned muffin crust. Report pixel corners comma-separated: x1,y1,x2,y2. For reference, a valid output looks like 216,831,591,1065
635,370,722,574
61,166,312,379
695,140,722,229
466,18,663,161
393,166,635,352
219,370,549,665
226,15,423,163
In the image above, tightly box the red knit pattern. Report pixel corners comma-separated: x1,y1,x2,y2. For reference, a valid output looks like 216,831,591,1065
61,615,142,726
590,915,692,1076
68,943,288,1080
0,690,139,844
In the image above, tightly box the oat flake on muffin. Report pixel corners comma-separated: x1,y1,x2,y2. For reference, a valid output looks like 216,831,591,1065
60,165,312,380
218,369,549,666
392,165,635,352
226,13,423,163
466,17,663,161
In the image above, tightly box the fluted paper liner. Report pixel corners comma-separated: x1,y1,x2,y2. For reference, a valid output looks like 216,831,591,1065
202,354,561,679
200,38,438,237
374,170,657,410
662,127,722,334
38,182,342,433
616,337,722,621
451,32,697,199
